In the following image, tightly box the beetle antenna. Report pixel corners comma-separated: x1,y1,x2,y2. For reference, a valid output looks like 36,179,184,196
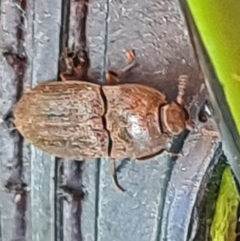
110,159,126,192
176,74,188,105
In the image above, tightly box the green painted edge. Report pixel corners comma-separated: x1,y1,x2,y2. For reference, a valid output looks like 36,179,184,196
187,0,240,134
210,166,240,241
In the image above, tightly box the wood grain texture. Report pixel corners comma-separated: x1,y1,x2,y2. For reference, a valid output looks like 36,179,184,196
1,0,61,240
0,0,221,241
93,1,213,241
25,0,62,240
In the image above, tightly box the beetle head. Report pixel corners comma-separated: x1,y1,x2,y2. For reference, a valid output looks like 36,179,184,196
161,101,193,135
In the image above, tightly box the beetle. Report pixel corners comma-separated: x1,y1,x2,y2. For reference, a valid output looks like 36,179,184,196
12,49,192,191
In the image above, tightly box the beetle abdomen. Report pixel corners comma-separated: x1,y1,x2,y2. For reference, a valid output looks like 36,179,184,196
13,81,170,159
13,81,109,159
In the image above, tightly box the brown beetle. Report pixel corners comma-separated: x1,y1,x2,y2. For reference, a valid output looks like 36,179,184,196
12,50,192,191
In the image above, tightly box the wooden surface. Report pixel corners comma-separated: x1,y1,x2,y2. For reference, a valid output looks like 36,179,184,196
0,0,220,241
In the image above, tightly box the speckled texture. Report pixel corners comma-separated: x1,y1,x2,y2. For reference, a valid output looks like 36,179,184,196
13,81,109,159
103,84,168,158
0,0,61,240
0,0,220,241
13,81,173,160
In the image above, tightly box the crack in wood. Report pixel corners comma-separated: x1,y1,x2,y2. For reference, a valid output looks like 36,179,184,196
102,0,109,84
59,161,85,241
56,0,90,240
54,159,64,241
73,0,89,51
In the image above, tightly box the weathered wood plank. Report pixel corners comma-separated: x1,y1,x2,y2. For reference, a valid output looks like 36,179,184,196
93,1,206,241
27,0,62,240
0,1,28,240
60,1,107,241
80,1,109,241
0,0,62,240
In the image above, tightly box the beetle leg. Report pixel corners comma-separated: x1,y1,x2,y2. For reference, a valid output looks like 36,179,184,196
59,72,69,82
59,49,90,81
120,49,137,73
125,49,136,62
59,50,75,81
165,150,184,158
201,128,220,138
1,113,17,133
136,149,183,161
110,159,126,192
185,119,194,132
106,49,137,85
106,70,120,85
72,49,90,80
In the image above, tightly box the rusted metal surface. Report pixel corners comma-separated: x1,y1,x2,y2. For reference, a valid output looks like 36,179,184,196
0,0,220,241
